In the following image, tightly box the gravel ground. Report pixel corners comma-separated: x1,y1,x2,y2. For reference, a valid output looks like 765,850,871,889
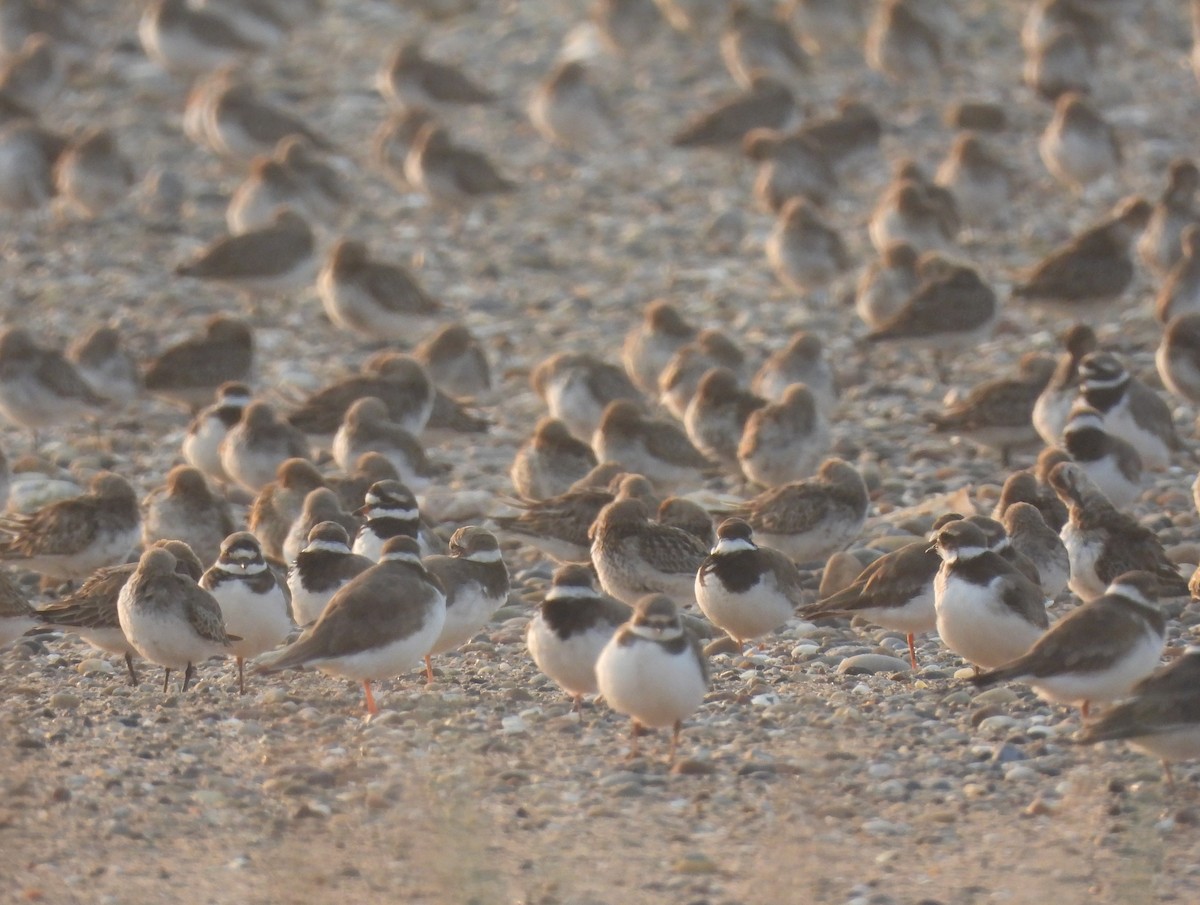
5,1,1200,903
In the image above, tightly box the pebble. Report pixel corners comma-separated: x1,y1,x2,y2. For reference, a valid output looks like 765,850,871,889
837,654,911,676
48,692,82,710
77,658,116,676
818,552,863,597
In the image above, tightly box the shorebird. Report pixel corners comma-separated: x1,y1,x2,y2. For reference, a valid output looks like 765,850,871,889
0,472,140,583
352,480,440,561
794,99,882,173
720,3,810,87
867,178,956,255
971,571,1165,717
1001,502,1070,600
855,242,920,331
413,323,491,399
593,400,713,490
622,300,696,397
0,568,34,648
317,239,442,341
595,594,709,761
1155,225,1200,324
1058,405,1143,509
532,351,642,445
865,0,941,82
138,0,259,75
1157,313,1200,404
683,367,766,474
743,127,837,212
376,41,495,111
695,518,802,651
1024,26,1092,101
511,416,598,502
671,74,794,148
422,526,509,683
589,497,708,608
174,210,317,299
0,33,64,110
144,316,253,413
281,487,360,567
526,563,632,714
53,127,134,219
0,327,105,449
141,465,235,568
117,547,235,693
1038,92,1121,192
738,382,830,488
372,107,440,192
1137,158,1199,278
200,532,291,694
257,536,447,717
659,329,746,421
723,458,868,564
287,521,373,628
183,382,252,485
750,331,837,411
528,60,617,151
934,132,1012,227
201,77,330,162
66,325,139,406
1075,647,1200,790
332,397,447,493
932,519,1048,674
1033,323,1097,446
993,467,1067,534
219,401,310,494
765,197,851,293
37,540,203,685
1048,461,1188,602
1078,351,1182,471
404,123,516,208
247,458,326,563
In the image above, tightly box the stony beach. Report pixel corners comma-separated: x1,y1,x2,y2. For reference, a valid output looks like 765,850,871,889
6,1,1200,903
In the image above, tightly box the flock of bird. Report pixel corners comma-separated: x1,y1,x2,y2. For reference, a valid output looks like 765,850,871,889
1,0,1200,781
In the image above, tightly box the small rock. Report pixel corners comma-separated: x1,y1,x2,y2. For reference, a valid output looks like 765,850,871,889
818,552,863,598
48,692,82,710
672,853,720,875
77,659,116,677
972,687,1019,706
837,653,910,675
671,758,717,776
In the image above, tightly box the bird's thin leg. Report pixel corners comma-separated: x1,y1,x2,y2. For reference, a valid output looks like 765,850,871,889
1164,761,1177,793
237,656,245,695
1081,700,1090,720
573,693,583,720
124,653,139,687
669,720,682,764
628,720,642,759
907,633,918,670
182,662,195,692
424,654,434,685
162,668,170,693
363,680,379,716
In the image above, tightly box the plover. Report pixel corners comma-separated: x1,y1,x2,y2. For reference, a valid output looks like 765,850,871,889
117,546,234,692
422,526,509,682
144,315,253,413
926,352,1055,465
1157,313,1200,404
281,487,360,567
750,331,837,411
765,197,851,293
202,78,330,162
695,517,802,650
66,325,140,406
52,127,134,220
327,452,399,515
865,0,941,82
670,74,794,148
353,479,441,560
595,594,708,761
372,107,440,192
404,122,516,207
594,400,713,490
1078,351,1182,471
248,457,327,563
511,416,598,502
622,300,696,397
138,0,258,75
972,571,1165,716
1058,404,1144,509
527,563,632,713
725,458,869,564
1012,197,1150,307
425,386,489,436
864,254,997,359
1138,159,1199,278
529,60,617,151
317,239,442,341
0,472,140,583
175,209,317,299
738,382,830,488
932,519,1048,673
287,353,435,443
992,466,1067,534
867,178,956,255
332,397,447,493
1023,26,1092,101
743,127,837,213
1022,0,1106,55
0,568,33,648
1154,224,1200,324
657,496,715,549
413,323,491,399
376,41,495,111
532,352,643,446
1048,461,1188,602
720,3,809,88
36,539,203,685
1075,647,1200,790
1038,91,1120,192
142,465,236,568
220,401,310,494
659,328,746,420
0,33,63,110
789,0,868,54
0,327,105,449
225,157,316,235
287,521,373,627
802,517,963,669
200,532,291,694
195,0,289,48
590,497,707,607
855,242,920,331
272,135,347,223
1001,502,1070,601
965,514,1043,588
257,536,446,717
591,0,663,54
683,367,766,474
933,132,1012,227
1033,323,1097,446
182,381,252,485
